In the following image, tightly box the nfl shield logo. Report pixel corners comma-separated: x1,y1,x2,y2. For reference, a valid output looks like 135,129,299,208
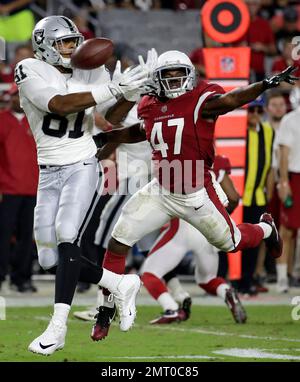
220,56,235,73
161,105,167,113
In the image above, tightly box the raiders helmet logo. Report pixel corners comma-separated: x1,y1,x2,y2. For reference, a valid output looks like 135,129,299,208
34,29,45,45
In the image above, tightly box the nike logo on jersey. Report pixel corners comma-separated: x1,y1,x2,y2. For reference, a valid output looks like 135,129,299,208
83,162,93,166
194,205,204,211
39,342,55,349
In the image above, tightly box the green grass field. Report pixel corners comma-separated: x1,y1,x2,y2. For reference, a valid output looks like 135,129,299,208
1,305,300,362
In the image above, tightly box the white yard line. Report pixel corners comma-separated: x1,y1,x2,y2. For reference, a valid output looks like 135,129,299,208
214,348,300,360
96,355,216,360
137,324,300,343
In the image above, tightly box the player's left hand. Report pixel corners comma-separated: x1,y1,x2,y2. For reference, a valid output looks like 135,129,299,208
263,66,299,89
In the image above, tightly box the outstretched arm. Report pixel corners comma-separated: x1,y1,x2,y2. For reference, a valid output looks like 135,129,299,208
105,123,147,144
202,66,298,118
95,123,147,161
202,82,265,118
105,98,136,125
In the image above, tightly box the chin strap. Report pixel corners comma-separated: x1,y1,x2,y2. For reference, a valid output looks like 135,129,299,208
60,56,72,69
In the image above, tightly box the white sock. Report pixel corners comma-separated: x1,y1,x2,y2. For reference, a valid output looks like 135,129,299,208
276,263,288,281
216,283,230,300
157,292,179,311
258,222,272,239
53,303,70,324
96,288,105,307
167,277,190,303
98,268,123,294
103,294,115,308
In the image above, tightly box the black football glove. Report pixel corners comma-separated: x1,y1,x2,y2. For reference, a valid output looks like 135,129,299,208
263,66,299,89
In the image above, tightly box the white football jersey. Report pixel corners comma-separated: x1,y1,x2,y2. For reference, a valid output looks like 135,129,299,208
116,105,152,182
15,58,111,165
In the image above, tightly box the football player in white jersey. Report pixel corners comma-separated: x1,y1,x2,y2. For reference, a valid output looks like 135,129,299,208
15,15,156,355
73,106,159,333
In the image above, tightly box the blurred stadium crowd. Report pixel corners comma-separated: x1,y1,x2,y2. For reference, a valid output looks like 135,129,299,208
0,0,300,297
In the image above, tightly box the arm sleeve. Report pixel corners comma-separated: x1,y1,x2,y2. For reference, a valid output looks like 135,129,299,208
15,62,61,113
194,83,225,122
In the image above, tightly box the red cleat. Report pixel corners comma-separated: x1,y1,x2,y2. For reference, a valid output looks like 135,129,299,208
91,305,116,341
259,213,283,259
149,309,187,325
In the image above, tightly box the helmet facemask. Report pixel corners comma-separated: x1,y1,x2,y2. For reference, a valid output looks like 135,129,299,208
53,36,83,68
153,64,195,99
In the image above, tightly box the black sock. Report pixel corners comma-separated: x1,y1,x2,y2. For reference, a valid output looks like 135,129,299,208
163,269,178,284
55,242,82,305
46,266,57,275
79,255,103,284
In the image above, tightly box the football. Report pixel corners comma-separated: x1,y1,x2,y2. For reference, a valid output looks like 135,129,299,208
71,38,114,70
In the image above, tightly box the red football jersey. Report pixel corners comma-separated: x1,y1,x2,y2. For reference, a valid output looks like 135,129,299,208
0,110,39,195
138,80,225,194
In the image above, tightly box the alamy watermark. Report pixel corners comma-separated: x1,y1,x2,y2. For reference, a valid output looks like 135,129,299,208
0,37,5,61
101,154,205,196
0,296,6,320
291,296,300,321
291,37,300,61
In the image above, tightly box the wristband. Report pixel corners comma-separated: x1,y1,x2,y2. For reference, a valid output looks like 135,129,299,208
91,85,117,105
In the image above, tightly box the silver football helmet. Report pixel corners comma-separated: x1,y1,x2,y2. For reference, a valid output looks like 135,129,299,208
152,50,196,99
32,16,84,68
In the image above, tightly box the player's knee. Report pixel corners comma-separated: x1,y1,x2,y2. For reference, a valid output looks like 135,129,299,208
38,248,58,270
107,236,130,254
56,221,77,244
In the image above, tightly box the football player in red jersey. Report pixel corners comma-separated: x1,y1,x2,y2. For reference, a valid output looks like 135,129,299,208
91,51,297,341
141,155,247,325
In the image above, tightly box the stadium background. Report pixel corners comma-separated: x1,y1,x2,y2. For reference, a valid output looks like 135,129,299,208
1,0,300,362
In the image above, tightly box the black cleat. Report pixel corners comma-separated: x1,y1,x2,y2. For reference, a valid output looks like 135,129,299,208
180,297,192,321
225,288,247,324
91,305,116,341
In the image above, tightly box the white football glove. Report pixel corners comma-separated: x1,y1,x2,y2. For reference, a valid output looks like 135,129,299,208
111,60,122,84
108,49,158,102
120,49,158,101
109,62,150,102
138,48,158,76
